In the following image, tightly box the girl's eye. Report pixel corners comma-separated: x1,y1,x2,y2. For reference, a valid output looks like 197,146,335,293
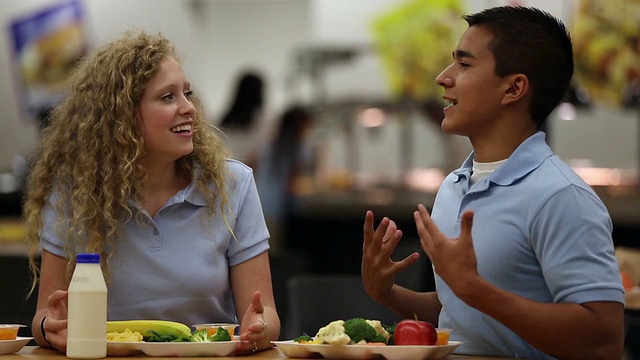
161,90,192,101
459,62,470,69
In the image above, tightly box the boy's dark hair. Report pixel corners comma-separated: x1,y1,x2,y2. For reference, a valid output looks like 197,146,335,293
464,6,573,128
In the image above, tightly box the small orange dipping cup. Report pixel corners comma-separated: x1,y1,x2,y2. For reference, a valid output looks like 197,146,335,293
436,328,452,345
0,325,25,340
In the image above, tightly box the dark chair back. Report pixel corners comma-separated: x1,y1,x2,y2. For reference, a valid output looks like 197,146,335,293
0,255,38,338
284,273,402,340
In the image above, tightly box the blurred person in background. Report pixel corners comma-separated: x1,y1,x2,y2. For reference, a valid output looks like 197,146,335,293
255,105,318,250
361,6,625,359
24,30,279,354
218,71,271,168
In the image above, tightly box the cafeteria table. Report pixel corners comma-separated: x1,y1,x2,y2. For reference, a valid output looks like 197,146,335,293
10,346,523,359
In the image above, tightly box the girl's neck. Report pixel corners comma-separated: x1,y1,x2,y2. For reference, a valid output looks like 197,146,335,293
140,161,189,217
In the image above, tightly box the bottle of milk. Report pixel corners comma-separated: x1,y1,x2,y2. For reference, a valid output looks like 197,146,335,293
66,253,107,359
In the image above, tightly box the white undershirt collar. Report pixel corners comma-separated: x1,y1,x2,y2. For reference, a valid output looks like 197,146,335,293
470,158,508,185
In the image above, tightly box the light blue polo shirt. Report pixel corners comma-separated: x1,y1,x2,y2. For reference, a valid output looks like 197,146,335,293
41,160,270,326
433,132,625,359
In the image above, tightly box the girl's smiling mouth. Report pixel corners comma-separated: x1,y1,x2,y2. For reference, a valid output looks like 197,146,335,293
170,124,192,134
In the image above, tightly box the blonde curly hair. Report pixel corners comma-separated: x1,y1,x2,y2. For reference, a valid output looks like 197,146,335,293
24,30,230,289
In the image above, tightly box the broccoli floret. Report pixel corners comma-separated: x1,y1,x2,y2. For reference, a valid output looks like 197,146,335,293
188,327,231,342
293,334,314,343
366,320,390,343
210,327,231,342
343,318,386,344
189,329,211,342
147,330,188,342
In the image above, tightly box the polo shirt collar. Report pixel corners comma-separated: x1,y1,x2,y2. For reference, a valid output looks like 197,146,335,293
449,131,552,186
451,154,473,183
170,166,209,207
170,180,208,207
490,131,552,186
127,169,210,212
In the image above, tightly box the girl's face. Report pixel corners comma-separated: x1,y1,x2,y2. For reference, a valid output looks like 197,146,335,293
137,56,195,164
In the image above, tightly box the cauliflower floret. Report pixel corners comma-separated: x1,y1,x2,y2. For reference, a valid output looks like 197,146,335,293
365,319,390,343
315,320,351,345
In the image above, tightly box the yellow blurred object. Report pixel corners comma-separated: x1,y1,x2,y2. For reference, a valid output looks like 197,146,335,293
292,176,316,195
572,0,640,106
0,220,26,243
20,22,86,87
371,0,465,101
327,171,354,190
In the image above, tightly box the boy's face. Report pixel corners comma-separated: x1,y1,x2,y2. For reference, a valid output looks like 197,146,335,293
435,26,510,138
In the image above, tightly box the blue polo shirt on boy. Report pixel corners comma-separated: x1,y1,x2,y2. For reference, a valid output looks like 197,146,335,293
434,132,625,359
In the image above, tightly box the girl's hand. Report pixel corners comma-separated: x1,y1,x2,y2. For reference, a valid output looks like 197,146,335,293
43,290,69,352
236,291,269,355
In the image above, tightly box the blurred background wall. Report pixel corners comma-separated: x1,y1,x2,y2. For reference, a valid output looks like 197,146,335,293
2,2,640,351
0,0,637,182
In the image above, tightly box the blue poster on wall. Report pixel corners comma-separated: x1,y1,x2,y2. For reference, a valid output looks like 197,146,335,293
8,0,90,125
